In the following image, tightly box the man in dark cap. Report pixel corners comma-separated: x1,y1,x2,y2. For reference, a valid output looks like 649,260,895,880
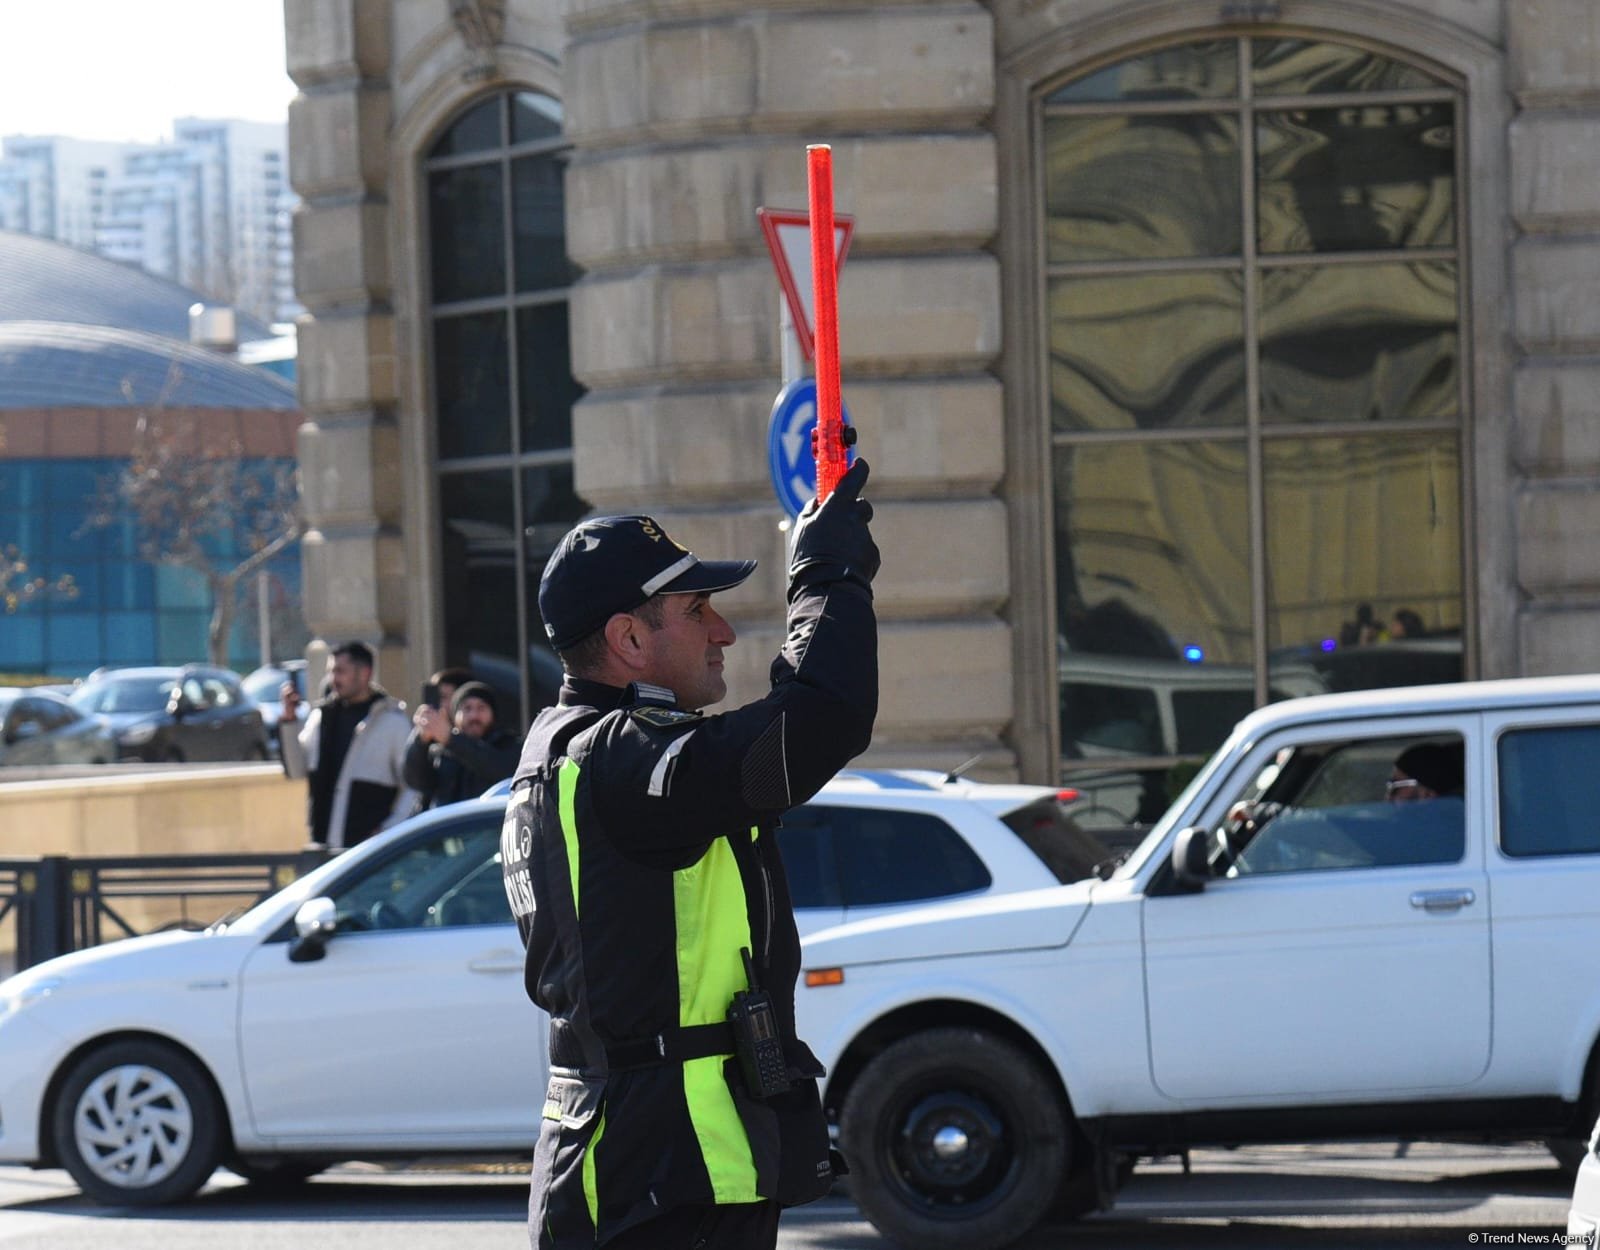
404,679,521,811
500,459,878,1250
1388,741,1465,802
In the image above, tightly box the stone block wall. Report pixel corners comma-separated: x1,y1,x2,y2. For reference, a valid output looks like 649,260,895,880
285,0,409,683
1508,0,1600,674
563,1,1015,774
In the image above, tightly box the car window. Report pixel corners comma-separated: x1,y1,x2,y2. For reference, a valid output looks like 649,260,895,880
73,677,175,713
181,676,210,709
774,807,843,909
1172,688,1254,757
998,797,1115,884
242,670,283,701
31,696,76,731
7,698,49,737
1061,682,1162,756
1219,733,1466,877
330,817,508,932
822,806,991,907
202,677,235,708
1498,723,1600,857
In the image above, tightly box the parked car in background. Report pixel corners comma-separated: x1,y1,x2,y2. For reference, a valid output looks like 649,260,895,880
0,768,1110,1205
795,675,1600,1250
69,666,270,763
783,769,1114,936
241,660,309,755
0,688,116,766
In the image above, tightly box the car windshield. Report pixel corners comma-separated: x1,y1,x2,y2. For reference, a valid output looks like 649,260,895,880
241,670,285,701
73,677,176,714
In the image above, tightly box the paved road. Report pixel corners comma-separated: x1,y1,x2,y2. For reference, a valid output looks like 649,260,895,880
0,1141,1575,1249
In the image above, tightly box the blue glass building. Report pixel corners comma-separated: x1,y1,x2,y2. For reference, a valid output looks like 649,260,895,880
0,232,300,678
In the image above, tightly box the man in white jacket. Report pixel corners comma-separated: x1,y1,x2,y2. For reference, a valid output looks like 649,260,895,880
279,641,417,849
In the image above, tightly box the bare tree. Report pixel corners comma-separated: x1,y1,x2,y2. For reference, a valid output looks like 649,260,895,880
0,545,76,614
83,408,301,667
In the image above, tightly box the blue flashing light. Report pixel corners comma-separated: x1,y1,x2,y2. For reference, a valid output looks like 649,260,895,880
1182,645,1204,663
1320,638,1338,653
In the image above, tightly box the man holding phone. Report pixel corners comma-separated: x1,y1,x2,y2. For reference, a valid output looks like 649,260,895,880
405,679,520,810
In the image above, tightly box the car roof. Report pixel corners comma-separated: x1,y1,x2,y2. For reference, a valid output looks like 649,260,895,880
0,686,74,702
1231,673,1600,740
83,665,231,681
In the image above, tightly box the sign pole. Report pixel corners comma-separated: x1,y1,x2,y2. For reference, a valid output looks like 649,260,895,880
779,296,802,388
807,144,847,502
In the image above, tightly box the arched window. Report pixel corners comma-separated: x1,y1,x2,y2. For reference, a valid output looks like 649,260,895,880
1042,37,1464,817
423,91,585,728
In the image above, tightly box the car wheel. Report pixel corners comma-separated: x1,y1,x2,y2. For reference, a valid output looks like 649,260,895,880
226,1157,328,1188
840,1027,1068,1250
52,1039,224,1206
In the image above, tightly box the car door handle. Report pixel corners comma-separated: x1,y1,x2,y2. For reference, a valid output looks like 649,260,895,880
468,954,524,975
1410,888,1475,912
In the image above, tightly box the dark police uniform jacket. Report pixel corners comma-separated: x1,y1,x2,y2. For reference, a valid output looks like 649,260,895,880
500,578,876,1248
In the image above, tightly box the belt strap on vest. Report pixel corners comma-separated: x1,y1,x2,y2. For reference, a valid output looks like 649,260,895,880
605,1021,736,1072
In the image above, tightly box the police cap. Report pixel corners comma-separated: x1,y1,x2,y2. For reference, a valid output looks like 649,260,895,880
539,515,756,650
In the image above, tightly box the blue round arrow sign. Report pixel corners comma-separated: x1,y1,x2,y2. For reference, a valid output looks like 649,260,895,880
767,378,853,519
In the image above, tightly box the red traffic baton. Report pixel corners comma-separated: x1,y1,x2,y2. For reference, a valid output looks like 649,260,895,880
807,144,853,502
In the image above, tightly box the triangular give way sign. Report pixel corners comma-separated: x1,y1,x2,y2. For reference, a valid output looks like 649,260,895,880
757,206,854,363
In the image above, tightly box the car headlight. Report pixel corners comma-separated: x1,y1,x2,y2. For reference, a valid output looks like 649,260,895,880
118,723,159,746
0,976,64,1021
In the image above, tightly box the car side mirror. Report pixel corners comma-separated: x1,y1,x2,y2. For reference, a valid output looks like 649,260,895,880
289,896,338,963
1170,826,1213,891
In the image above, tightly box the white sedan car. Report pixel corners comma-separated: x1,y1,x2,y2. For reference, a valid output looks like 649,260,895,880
0,769,1107,1205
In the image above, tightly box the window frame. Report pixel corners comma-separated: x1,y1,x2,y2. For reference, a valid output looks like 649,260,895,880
1031,32,1474,785
417,89,585,728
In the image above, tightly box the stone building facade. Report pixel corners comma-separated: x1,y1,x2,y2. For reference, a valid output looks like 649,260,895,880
285,0,1600,794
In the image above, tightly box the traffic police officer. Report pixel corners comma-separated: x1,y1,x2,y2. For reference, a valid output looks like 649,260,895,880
501,459,879,1249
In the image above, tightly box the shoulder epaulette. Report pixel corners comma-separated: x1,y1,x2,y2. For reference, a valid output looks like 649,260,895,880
629,705,701,729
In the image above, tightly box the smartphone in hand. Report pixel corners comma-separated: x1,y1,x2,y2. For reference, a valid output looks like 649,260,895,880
421,682,441,710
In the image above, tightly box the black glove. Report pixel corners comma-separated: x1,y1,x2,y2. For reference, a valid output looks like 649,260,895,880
788,458,880,600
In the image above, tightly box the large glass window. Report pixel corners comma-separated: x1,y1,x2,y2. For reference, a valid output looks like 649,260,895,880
424,92,586,730
1043,36,1465,799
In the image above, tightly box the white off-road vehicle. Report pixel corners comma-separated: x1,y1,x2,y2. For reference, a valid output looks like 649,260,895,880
799,676,1600,1248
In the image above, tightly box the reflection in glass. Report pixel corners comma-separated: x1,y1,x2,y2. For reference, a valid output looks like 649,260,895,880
521,463,585,718
429,165,505,304
1047,41,1238,103
428,96,502,158
434,313,511,460
1055,440,1252,770
1061,762,1205,830
517,304,583,453
1257,104,1455,253
513,154,570,292
1045,114,1241,263
439,469,519,715
511,92,562,145
1253,39,1443,96
1050,274,1245,431
1264,434,1462,695
1258,262,1456,424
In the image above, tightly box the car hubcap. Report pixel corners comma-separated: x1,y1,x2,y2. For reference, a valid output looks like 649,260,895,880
73,1064,193,1189
889,1090,1015,1214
